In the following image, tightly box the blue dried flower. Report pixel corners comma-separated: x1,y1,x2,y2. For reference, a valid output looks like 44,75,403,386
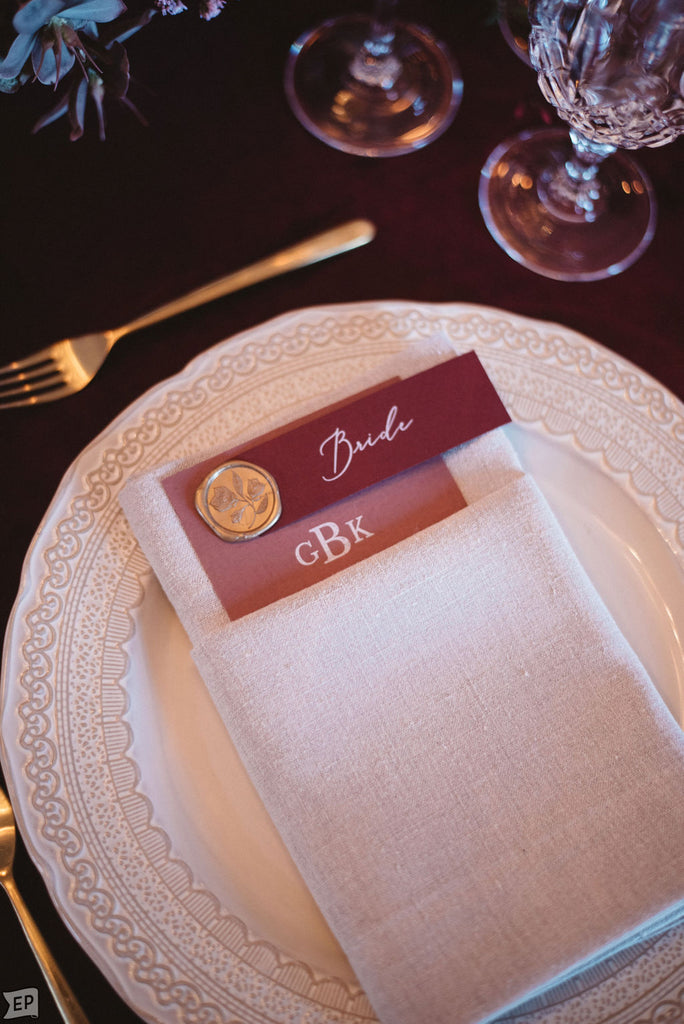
31,8,154,138
0,0,232,136
0,0,125,86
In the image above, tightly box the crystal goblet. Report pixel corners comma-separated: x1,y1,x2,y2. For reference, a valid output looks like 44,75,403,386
284,0,463,157
480,0,684,280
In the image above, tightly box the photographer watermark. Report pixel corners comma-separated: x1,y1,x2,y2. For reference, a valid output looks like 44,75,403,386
3,989,38,1020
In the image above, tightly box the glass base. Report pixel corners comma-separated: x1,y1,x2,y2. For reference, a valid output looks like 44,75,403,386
497,0,532,66
479,128,656,281
284,14,462,157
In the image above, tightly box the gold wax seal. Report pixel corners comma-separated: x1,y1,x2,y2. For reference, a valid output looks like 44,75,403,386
195,461,282,542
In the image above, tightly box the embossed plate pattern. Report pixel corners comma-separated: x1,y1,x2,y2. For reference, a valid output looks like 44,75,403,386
2,302,683,1024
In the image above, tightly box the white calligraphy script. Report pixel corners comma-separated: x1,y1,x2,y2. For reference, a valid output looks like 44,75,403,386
319,405,414,482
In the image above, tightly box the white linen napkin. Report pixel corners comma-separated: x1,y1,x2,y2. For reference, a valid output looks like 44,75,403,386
120,343,684,1024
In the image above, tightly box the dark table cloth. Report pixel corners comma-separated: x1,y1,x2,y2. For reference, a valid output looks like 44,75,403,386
0,0,682,1020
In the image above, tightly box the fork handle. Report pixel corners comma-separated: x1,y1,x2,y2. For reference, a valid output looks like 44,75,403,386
109,219,376,344
3,875,90,1024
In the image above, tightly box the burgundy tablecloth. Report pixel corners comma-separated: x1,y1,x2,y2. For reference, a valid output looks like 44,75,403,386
0,0,682,1019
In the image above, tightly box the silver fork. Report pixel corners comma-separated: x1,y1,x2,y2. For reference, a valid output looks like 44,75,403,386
0,219,375,410
0,782,90,1023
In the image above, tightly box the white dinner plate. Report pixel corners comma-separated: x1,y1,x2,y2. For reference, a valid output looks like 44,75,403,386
2,302,683,1024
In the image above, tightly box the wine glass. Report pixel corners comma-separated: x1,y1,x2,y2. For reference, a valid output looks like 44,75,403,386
479,0,684,281
284,0,463,157
497,0,533,66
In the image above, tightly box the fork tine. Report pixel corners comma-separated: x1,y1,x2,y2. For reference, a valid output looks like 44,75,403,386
0,368,65,397
0,361,60,388
0,377,76,409
0,347,56,379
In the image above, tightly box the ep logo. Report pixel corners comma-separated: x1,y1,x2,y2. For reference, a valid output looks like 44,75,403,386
3,989,38,1019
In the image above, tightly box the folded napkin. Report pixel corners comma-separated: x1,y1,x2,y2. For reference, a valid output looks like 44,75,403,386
120,342,684,1024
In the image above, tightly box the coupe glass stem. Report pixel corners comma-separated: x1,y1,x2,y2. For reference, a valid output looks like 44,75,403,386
351,0,400,87
369,0,398,45
539,128,617,222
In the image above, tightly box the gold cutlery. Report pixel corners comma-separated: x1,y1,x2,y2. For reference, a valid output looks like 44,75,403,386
0,782,90,1024
0,219,376,409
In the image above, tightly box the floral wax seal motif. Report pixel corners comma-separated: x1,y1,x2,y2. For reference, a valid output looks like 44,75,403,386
195,461,282,541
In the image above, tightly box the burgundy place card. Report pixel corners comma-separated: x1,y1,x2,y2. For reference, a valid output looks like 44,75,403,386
163,350,510,618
